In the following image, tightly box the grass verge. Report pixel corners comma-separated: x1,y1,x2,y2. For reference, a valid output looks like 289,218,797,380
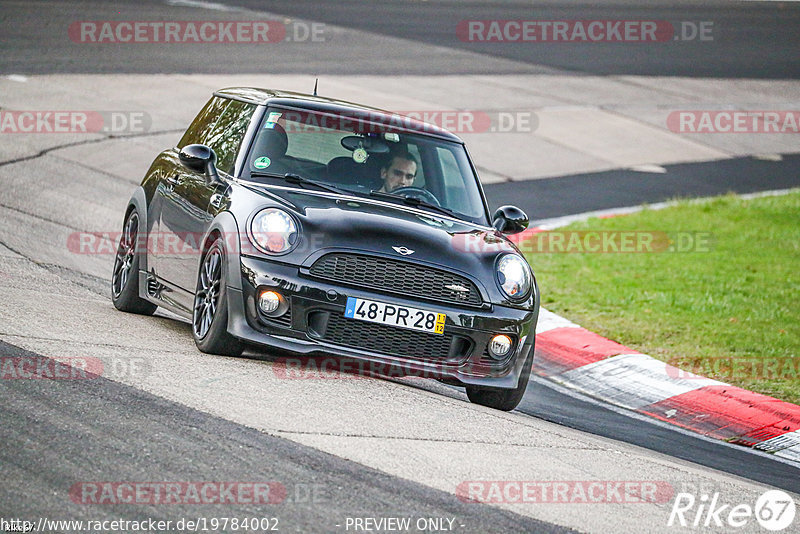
523,190,800,405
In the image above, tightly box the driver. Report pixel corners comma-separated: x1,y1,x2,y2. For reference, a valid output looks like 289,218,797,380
378,150,418,193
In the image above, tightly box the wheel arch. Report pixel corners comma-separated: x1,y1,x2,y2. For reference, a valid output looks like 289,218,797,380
196,210,247,354
125,186,149,272
202,211,243,292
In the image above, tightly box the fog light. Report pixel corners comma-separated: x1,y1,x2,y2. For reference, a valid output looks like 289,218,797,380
258,290,282,314
488,334,513,359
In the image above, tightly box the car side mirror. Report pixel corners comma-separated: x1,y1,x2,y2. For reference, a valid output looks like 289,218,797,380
493,205,529,234
179,144,221,184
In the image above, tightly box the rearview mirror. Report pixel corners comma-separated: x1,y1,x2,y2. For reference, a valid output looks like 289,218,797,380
492,205,529,235
179,144,221,183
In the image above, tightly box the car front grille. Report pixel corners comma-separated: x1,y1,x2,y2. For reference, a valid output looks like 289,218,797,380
308,253,482,307
307,310,472,363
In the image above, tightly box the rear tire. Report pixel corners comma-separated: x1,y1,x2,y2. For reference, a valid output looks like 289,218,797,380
111,209,157,315
192,237,244,357
466,349,534,411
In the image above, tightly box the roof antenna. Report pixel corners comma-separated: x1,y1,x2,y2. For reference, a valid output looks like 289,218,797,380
313,78,318,96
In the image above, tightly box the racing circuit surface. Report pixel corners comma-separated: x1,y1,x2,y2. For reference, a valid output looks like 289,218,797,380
1,1,799,533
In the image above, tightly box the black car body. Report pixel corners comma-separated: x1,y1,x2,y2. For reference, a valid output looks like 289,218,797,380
112,88,539,410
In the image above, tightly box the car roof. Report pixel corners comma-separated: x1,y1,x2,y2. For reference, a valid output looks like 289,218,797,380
213,87,464,143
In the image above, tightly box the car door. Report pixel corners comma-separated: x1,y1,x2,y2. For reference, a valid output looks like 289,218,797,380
155,97,257,300
149,96,228,290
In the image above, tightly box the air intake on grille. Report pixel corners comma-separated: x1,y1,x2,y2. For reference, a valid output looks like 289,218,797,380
307,311,472,363
309,253,482,306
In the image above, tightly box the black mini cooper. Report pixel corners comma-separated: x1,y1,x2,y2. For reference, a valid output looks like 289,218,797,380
112,88,539,411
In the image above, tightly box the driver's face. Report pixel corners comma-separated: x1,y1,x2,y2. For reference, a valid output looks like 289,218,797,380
381,157,417,192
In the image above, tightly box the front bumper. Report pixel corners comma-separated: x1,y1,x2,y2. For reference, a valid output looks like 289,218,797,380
226,255,539,389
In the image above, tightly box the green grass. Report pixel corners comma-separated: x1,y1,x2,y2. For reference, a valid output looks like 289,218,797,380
524,191,800,405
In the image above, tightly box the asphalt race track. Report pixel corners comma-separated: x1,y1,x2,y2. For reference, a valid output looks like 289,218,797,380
8,0,800,78
1,1,799,533
483,154,800,221
241,0,800,78
0,340,567,534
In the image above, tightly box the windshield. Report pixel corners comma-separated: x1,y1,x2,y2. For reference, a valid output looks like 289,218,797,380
242,106,489,224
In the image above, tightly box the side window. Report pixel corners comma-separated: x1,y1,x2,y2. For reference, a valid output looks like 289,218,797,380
205,100,257,175
177,96,229,149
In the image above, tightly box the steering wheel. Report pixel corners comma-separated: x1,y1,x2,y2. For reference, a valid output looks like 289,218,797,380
391,187,441,207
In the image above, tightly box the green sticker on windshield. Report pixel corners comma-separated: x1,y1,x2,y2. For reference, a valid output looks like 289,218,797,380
253,156,271,169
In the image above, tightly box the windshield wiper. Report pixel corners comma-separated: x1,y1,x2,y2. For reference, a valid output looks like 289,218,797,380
369,190,460,219
249,171,348,196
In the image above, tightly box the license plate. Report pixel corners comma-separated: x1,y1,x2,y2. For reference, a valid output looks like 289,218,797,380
344,297,446,335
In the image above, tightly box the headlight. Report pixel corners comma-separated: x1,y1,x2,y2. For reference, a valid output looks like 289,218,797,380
496,254,531,300
249,208,298,254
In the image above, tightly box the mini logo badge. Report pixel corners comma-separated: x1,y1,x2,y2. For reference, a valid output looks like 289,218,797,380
392,246,414,255
445,284,469,293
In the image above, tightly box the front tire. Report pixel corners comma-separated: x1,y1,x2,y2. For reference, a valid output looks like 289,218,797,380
466,349,534,411
111,209,157,315
192,237,244,357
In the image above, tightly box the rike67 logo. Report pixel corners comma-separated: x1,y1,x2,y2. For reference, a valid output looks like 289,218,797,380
668,489,796,531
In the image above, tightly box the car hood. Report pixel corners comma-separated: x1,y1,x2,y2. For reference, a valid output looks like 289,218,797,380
236,183,520,279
